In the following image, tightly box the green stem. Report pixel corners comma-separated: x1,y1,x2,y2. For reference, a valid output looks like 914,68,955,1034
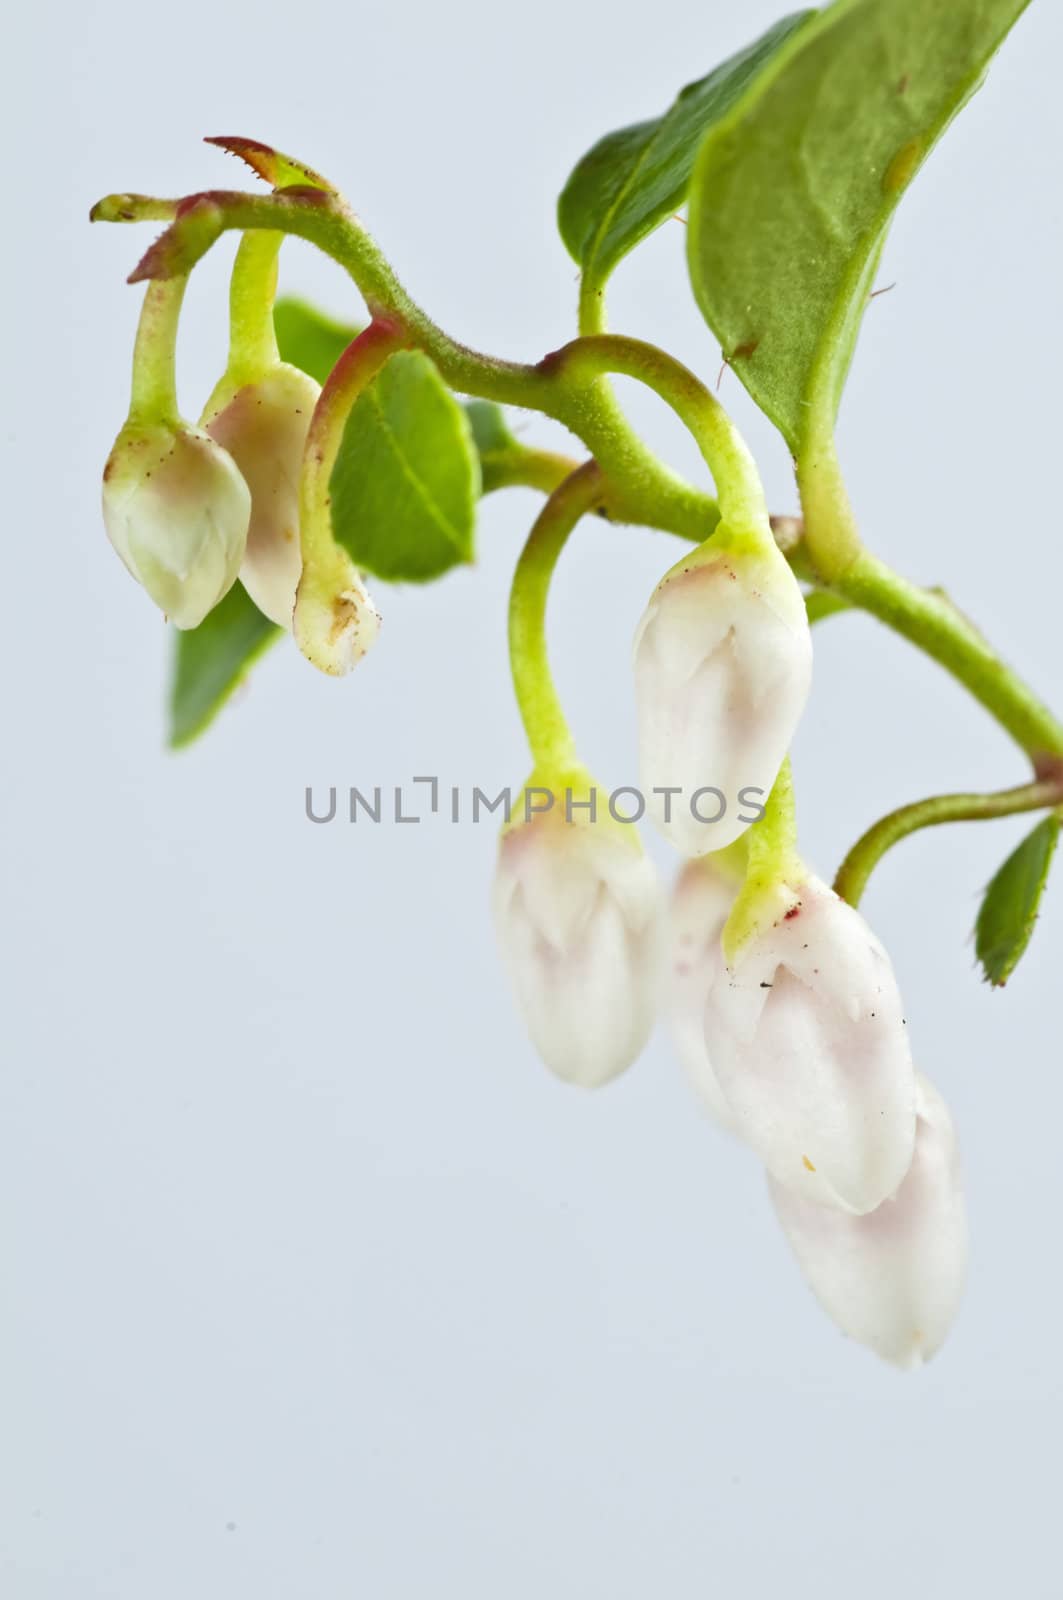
546,334,766,529
128,277,187,423
834,776,1063,908
508,462,603,771
100,184,1063,776
94,187,717,540
798,428,1063,766
226,230,282,381
577,274,608,338
480,446,584,499
805,590,850,625
795,422,863,575
834,553,1063,765
300,317,408,568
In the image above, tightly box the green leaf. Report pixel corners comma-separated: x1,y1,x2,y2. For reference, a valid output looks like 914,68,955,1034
276,298,510,500
330,350,480,583
463,398,518,457
975,815,1060,986
273,297,361,385
558,12,814,295
686,0,1030,453
169,582,281,749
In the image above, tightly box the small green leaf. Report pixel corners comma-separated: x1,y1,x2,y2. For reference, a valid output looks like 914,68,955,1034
558,12,814,295
273,297,361,385
463,398,518,457
330,350,480,583
975,815,1060,986
687,0,1030,453
169,583,281,749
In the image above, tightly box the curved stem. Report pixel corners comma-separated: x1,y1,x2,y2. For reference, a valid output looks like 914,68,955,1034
798,430,1063,767
226,230,281,381
545,334,766,528
834,776,1063,908
94,188,718,541
834,553,1063,765
128,277,187,423
292,317,406,675
508,462,603,772
299,317,408,569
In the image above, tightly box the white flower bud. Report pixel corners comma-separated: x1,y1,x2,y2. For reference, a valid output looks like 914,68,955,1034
633,536,812,855
493,800,661,1087
668,859,739,1127
292,558,381,676
203,363,320,628
704,875,916,1213
102,419,251,630
769,1074,967,1367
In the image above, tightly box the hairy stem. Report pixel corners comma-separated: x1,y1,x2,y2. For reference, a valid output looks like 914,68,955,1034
545,334,766,528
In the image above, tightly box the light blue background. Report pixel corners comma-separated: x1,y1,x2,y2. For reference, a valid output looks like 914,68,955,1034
4,1,1061,1594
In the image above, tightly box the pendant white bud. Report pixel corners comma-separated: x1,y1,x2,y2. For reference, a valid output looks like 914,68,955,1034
493,803,661,1088
668,859,739,1127
704,875,916,1213
770,1074,967,1367
633,535,812,855
203,363,320,628
102,420,251,630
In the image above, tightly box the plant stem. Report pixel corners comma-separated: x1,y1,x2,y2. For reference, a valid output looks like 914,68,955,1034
226,230,282,382
834,776,1063,908
128,277,187,423
299,317,408,569
546,334,766,529
98,184,1063,774
798,427,1063,766
96,187,718,541
508,462,603,772
834,553,1063,765
480,445,585,500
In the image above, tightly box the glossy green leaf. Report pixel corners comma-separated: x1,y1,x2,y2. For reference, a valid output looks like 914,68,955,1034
558,12,814,300
273,297,360,385
169,582,281,749
330,350,480,583
687,0,1030,453
975,815,1059,986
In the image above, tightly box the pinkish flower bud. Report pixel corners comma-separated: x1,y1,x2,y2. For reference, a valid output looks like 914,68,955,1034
102,419,250,629
770,1074,967,1367
633,536,812,855
493,801,661,1087
668,858,739,1127
203,363,320,628
704,875,916,1213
